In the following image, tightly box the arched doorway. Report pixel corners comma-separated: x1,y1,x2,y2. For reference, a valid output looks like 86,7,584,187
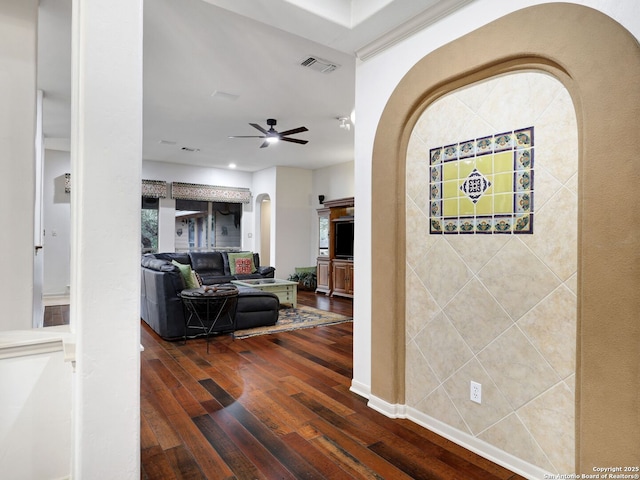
255,194,271,266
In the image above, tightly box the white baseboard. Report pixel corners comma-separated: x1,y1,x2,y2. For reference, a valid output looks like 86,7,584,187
349,379,370,399
367,394,406,418
367,394,553,480
43,294,70,306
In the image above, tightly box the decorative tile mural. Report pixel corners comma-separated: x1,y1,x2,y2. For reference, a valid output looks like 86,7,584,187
429,127,534,234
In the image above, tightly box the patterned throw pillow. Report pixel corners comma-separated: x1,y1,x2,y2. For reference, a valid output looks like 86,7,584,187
228,252,256,275
235,257,252,275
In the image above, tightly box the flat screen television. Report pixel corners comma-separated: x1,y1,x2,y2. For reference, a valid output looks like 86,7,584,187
334,221,354,259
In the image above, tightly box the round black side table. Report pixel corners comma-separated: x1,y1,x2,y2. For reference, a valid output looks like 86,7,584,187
179,285,239,352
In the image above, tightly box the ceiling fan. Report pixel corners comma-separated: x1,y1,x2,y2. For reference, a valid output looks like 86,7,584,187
229,118,308,148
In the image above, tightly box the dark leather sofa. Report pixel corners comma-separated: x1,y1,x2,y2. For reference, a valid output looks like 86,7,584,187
140,251,279,340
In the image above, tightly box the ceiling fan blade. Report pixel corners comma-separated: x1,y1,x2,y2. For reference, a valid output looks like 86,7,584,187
228,135,266,138
280,137,308,145
278,126,308,136
259,140,270,148
249,123,268,134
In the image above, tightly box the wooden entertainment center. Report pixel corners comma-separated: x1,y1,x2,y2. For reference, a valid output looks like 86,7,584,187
316,196,354,298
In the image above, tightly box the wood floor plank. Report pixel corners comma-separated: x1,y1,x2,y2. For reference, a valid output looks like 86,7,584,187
269,336,353,378
217,401,327,480
141,445,179,480
307,416,416,480
251,341,348,390
201,378,327,479
282,431,355,480
141,393,183,451
163,444,207,480
368,439,499,480
207,406,306,480
193,413,268,480
291,391,380,446
235,388,296,437
275,328,353,366
163,343,213,382
311,419,411,480
283,375,356,417
257,388,318,429
140,411,160,451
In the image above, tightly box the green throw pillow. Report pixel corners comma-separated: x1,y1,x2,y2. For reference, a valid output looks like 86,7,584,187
172,260,199,289
228,252,255,275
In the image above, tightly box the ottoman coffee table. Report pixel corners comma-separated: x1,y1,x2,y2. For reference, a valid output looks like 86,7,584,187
231,278,298,308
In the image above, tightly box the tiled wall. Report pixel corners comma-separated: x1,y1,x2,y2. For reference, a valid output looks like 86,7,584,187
405,72,577,473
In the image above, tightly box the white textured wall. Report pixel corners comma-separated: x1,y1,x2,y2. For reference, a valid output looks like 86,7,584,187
42,149,71,295
0,0,38,331
0,350,72,479
406,72,577,473
70,0,143,477
274,166,313,278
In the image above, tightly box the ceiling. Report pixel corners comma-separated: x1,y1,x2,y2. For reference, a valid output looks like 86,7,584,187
37,0,470,172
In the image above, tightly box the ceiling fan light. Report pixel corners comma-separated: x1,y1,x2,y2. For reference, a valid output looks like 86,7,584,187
266,135,279,144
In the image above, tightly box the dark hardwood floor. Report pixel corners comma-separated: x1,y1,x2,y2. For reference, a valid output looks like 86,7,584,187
45,292,524,479
139,290,524,480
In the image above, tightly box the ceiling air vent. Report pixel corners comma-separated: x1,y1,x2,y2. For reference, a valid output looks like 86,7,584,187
300,56,340,74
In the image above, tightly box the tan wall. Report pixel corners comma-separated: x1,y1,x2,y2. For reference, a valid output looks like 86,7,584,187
371,3,640,472
406,72,577,472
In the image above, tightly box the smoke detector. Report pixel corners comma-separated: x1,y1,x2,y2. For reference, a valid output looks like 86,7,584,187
300,55,340,74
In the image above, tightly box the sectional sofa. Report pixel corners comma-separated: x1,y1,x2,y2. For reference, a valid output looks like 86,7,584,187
140,251,279,340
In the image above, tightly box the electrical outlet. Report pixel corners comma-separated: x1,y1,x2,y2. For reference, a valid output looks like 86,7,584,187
470,381,482,404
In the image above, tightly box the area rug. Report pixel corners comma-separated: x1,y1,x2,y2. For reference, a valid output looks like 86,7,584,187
233,305,352,339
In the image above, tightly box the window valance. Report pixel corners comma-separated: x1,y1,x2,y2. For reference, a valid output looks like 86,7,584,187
141,179,168,198
64,174,168,199
171,182,251,204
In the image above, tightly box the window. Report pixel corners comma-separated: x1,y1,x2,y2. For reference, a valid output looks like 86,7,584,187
141,197,159,254
175,200,242,251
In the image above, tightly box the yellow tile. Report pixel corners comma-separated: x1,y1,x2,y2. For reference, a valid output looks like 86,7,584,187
443,180,460,199
476,155,492,174
494,151,513,173
494,194,513,214
459,197,475,216
443,162,458,181
459,159,475,178
484,175,495,195
443,198,458,217
475,194,493,215
493,172,513,195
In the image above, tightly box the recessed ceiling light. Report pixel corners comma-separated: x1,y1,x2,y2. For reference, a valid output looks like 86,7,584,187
181,146,200,152
229,163,236,169
158,139,177,145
